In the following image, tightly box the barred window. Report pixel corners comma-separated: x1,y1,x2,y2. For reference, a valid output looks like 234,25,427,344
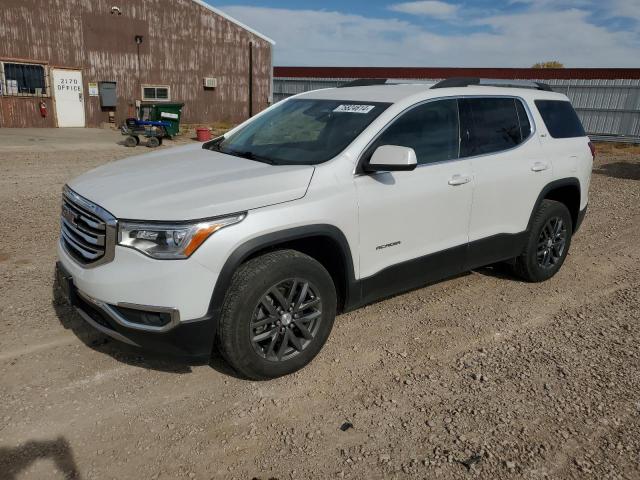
1,62,48,96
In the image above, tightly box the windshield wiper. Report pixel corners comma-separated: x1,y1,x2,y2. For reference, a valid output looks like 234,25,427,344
224,149,276,165
202,135,225,151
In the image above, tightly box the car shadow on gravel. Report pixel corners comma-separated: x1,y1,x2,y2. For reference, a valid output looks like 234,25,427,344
51,276,248,378
473,262,522,281
51,279,194,374
593,161,640,180
0,436,81,479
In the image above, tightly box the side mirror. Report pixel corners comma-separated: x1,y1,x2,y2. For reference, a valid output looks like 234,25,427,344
364,145,418,172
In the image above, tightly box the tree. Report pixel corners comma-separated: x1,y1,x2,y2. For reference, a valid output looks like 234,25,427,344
532,61,564,69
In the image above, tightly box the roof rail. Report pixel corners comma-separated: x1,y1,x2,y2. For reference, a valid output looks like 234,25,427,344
338,78,436,88
338,78,389,88
431,77,553,91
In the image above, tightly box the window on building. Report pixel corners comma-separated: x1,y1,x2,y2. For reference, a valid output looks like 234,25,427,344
535,100,586,139
142,85,170,101
370,99,460,165
459,98,529,157
1,62,48,96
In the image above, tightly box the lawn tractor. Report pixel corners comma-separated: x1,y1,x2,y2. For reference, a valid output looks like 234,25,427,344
121,102,184,148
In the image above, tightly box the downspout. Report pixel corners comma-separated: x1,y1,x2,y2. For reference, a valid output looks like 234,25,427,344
248,41,254,118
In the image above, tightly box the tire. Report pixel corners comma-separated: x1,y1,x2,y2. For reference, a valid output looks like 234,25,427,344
514,199,573,282
146,137,160,148
217,250,337,380
124,136,138,147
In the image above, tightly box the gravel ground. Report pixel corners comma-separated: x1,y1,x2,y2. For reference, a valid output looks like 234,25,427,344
0,135,638,480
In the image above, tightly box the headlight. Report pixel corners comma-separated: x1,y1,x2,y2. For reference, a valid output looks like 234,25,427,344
118,214,245,259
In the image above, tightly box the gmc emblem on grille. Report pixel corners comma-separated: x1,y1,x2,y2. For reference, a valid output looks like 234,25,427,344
61,205,78,226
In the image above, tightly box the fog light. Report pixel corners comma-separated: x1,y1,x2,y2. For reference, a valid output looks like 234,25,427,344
113,306,172,327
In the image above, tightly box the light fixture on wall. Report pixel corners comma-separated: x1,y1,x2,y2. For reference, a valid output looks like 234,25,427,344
111,6,122,15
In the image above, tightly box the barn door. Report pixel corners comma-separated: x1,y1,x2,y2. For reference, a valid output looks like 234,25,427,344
52,69,85,127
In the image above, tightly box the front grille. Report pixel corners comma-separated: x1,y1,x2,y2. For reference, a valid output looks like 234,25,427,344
60,186,116,267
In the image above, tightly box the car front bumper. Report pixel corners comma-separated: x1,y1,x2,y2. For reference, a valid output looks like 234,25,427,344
58,240,218,320
57,242,219,360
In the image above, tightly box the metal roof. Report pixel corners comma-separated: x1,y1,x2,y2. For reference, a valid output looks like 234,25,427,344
274,67,640,80
192,0,275,45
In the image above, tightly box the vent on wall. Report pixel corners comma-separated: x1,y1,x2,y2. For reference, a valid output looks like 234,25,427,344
203,77,218,88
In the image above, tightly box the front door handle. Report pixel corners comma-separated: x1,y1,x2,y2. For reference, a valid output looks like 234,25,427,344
448,174,472,186
531,162,550,172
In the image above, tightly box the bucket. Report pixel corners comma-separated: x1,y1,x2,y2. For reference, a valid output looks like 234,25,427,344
196,127,212,142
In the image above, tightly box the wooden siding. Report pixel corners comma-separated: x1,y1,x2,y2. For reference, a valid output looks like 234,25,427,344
0,97,57,128
0,0,272,128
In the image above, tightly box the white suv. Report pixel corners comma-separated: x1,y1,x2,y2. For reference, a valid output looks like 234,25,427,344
57,78,593,379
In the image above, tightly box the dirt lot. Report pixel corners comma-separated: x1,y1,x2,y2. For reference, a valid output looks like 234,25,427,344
0,131,639,480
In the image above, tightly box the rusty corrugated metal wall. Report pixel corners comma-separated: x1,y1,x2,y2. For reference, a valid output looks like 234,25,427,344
0,0,272,128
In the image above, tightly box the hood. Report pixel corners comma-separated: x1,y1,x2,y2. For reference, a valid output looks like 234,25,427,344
68,144,315,220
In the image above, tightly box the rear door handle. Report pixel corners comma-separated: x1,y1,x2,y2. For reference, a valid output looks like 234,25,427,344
448,174,472,186
531,162,550,172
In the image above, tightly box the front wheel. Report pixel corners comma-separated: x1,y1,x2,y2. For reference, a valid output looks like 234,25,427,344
514,199,573,282
217,250,337,380
124,135,139,147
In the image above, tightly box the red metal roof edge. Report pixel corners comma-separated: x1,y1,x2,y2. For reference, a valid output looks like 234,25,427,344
274,66,640,80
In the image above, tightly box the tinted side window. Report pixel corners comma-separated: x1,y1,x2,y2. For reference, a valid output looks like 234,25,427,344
371,99,459,165
535,100,585,138
459,98,525,157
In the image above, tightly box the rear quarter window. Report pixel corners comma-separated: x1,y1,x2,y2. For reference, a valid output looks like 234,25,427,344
535,100,586,139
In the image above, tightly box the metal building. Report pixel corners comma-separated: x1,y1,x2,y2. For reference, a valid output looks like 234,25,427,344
0,0,274,128
274,67,640,143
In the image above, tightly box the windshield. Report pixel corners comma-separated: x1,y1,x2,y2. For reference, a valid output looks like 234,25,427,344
210,99,391,165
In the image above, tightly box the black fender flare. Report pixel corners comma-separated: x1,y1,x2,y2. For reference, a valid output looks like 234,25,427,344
526,177,581,232
206,224,358,321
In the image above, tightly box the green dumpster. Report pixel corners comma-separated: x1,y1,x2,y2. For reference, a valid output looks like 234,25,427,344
138,102,184,138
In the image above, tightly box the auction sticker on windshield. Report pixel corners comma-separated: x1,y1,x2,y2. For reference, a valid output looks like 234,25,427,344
333,104,376,114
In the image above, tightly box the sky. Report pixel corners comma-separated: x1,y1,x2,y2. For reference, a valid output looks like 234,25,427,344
206,0,640,67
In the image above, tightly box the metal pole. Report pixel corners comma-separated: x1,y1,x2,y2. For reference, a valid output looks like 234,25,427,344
136,39,142,97
135,35,144,115
249,41,254,118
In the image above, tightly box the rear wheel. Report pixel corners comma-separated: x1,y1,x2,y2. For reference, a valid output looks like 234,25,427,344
514,199,573,282
217,250,337,380
146,137,161,148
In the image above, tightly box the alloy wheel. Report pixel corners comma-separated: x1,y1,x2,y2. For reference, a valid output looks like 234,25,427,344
537,216,567,269
250,279,323,361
